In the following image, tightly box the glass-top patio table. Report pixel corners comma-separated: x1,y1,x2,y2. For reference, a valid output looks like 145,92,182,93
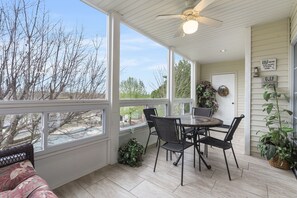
176,115,223,128
167,115,223,170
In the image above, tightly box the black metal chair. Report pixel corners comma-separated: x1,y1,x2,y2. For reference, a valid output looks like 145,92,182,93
193,107,213,117
143,108,159,154
185,107,212,160
197,114,245,180
151,116,193,186
186,107,212,135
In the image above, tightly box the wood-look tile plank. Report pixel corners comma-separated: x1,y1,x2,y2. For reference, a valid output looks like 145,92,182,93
173,182,214,198
222,170,268,197
211,180,264,198
210,167,243,181
53,181,93,198
117,163,150,175
77,169,105,189
54,127,297,197
130,180,177,198
107,169,144,191
96,165,127,179
267,183,297,198
136,166,181,192
86,178,136,198
248,162,296,182
168,162,215,186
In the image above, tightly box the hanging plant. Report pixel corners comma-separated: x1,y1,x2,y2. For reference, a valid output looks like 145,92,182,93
196,81,218,113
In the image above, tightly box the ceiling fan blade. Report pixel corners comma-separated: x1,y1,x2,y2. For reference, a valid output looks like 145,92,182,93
193,0,216,12
197,16,222,27
156,14,184,20
174,25,186,38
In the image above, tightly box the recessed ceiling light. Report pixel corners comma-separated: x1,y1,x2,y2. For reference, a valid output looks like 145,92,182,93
220,49,227,53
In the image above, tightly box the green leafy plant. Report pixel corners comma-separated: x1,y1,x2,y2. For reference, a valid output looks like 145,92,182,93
257,84,296,168
118,138,144,167
196,81,218,113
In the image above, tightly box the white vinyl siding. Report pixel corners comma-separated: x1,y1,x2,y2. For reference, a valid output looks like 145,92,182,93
291,5,297,138
291,4,297,43
250,19,290,156
200,60,245,127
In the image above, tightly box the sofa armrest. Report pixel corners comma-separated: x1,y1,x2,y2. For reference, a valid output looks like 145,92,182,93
0,143,34,168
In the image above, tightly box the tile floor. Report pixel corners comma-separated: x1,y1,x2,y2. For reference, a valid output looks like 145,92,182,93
54,128,297,198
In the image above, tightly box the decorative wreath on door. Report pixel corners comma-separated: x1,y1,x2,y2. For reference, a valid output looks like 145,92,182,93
218,85,229,97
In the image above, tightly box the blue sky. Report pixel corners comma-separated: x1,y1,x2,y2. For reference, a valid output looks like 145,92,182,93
44,0,183,93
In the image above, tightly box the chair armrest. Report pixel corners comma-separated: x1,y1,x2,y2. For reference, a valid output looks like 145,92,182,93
209,125,230,133
0,143,34,168
209,129,227,133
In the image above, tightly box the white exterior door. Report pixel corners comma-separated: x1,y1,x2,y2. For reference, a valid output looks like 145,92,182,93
211,74,235,125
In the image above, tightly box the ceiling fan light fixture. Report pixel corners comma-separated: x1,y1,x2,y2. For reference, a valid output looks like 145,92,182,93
183,20,198,34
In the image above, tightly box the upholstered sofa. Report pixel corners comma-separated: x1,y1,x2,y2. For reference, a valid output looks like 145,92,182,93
0,143,58,198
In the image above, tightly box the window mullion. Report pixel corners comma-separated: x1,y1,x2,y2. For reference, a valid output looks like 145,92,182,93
42,112,49,151
168,47,174,115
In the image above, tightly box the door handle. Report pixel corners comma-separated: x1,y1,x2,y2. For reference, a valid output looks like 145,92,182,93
232,102,234,104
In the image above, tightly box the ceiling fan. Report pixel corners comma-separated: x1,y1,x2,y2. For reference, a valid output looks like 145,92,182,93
156,0,222,37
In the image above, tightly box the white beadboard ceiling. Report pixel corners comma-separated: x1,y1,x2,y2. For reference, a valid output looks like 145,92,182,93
82,0,297,64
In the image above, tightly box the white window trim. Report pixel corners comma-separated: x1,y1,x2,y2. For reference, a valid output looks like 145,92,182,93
0,100,109,155
244,27,251,155
120,99,169,107
0,100,109,115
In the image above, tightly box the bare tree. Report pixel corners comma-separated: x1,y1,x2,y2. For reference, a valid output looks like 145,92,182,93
150,66,167,98
0,0,106,148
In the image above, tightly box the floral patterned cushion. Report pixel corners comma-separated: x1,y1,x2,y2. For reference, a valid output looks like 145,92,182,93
0,175,57,198
0,190,10,198
29,188,59,198
0,189,21,198
0,160,36,191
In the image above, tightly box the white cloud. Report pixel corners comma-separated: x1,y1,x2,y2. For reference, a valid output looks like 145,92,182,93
120,58,139,68
120,33,162,51
121,45,143,51
121,36,148,44
146,63,167,71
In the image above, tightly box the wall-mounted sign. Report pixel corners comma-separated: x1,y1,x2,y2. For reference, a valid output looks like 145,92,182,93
262,75,278,87
260,59,276,71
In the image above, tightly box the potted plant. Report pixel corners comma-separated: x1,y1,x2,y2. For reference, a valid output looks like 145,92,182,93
196,81,218,113
257,84,296,169
118,138,144,167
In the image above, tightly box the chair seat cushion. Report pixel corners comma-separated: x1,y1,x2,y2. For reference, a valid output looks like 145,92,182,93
0,175,57,198
161,141,193,152
29,188,58,198
0,160,36,191
198,137,231,150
